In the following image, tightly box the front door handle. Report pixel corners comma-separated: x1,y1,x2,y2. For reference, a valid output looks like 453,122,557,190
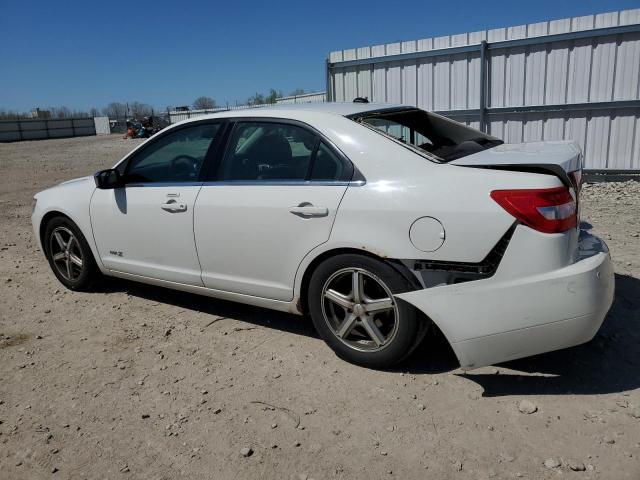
289,203,328,218
161,200,187,213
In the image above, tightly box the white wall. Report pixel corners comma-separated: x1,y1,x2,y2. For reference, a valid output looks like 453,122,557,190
328,9,640,170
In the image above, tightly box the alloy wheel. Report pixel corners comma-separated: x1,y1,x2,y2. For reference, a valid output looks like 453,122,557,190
321,268,399,352
49,226,84,281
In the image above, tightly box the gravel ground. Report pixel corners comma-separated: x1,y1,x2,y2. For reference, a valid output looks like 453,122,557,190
1,135,639,480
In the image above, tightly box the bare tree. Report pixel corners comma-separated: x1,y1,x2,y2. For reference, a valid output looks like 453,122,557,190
51,106,72,118
193,96,217,110
265,89,282,104
0,109,24,120
102,102,128,118
289,88,306,96
247,92,265,106
129,102,153,118
247,89,283,106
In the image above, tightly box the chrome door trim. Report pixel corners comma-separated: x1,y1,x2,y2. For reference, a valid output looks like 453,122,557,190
122,180,365,188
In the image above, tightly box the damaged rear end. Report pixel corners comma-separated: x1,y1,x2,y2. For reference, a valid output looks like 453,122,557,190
395,141,614,369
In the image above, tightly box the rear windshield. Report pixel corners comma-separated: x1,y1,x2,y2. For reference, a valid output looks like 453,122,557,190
349,108,503,162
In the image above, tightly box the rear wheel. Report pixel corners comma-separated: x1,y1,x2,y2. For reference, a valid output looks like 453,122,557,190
44,216,99,291
308,254,427,368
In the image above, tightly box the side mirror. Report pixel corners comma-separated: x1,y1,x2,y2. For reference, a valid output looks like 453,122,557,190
94,169,123,189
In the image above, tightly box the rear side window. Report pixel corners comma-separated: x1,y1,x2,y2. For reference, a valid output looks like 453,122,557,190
310,142,344,181
215,121,352,182
218,122,316,181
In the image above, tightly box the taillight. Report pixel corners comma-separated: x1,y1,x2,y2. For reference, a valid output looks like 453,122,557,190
490,187,577,234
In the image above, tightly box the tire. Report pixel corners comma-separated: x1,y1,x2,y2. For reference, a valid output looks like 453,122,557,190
43,216,99,291
308,254,427,368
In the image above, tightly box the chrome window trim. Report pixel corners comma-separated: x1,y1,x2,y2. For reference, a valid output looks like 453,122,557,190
123,182,204,188
121,180,366,188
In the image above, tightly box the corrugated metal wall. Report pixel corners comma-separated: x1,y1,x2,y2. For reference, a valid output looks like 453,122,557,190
328,9,640,170
0,118,96,142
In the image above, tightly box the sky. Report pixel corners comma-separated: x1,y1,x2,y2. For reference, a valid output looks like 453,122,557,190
1,0,638,113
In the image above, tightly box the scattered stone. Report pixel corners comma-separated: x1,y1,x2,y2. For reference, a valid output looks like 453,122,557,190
271,423,277,429
44,309,51,314
293,441,301,447
417,403,426,411
51,467,59,473
518,400,538,414
630,407,640,419
120,465,130,473
380,451,388,456
141,414,150,419
544,458,560,469
604,436,616,445
567,459,586,471
453,460,463,471
240,447,253,457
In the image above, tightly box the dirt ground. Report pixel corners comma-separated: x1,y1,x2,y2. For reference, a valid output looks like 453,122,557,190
1,134,639,480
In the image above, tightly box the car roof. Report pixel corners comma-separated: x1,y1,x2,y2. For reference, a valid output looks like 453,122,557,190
174,102,411,123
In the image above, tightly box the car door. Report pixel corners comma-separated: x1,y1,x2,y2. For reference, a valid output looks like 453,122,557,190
194,119,353,301
90,121,224,285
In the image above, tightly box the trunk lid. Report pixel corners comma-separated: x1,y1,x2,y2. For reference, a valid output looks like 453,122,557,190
450,140,582,187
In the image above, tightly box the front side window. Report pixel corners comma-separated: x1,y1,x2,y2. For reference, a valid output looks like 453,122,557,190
217,122,318,181
124,123,221,183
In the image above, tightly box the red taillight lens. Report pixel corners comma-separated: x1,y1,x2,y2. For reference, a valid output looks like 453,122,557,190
490,187,577,234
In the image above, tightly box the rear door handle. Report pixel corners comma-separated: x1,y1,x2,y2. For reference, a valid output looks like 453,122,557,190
161,200,187,212
289,203,328,218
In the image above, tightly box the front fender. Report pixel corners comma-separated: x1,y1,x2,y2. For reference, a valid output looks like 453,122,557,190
32,177,105,271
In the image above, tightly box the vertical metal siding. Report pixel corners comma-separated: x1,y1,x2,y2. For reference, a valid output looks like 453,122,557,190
328,8,640,170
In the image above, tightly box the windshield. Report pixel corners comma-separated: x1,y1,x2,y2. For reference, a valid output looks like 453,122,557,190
350,108,503,162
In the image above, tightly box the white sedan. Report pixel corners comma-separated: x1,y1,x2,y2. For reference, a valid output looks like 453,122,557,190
31,103,614,369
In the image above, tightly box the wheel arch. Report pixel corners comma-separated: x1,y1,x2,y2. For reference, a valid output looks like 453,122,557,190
296,247,422,315
38,209,104,271
39,210,74,255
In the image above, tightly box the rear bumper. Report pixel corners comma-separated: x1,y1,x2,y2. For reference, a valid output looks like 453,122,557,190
396,230,614,369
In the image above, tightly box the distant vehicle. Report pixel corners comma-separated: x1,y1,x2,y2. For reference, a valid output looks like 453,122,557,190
31,103,614,369
124,116,167,139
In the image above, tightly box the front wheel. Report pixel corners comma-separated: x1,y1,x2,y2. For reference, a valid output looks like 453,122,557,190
44,216,99,291
307,254,427,368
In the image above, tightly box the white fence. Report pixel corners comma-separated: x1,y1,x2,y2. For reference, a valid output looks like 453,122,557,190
327,9,640,171
168,92,327,124
275,92,327,104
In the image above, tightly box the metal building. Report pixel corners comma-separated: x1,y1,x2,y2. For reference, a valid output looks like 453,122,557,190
327,9,640,171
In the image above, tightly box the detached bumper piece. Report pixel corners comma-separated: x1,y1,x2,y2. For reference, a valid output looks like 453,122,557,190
396,231,614,369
